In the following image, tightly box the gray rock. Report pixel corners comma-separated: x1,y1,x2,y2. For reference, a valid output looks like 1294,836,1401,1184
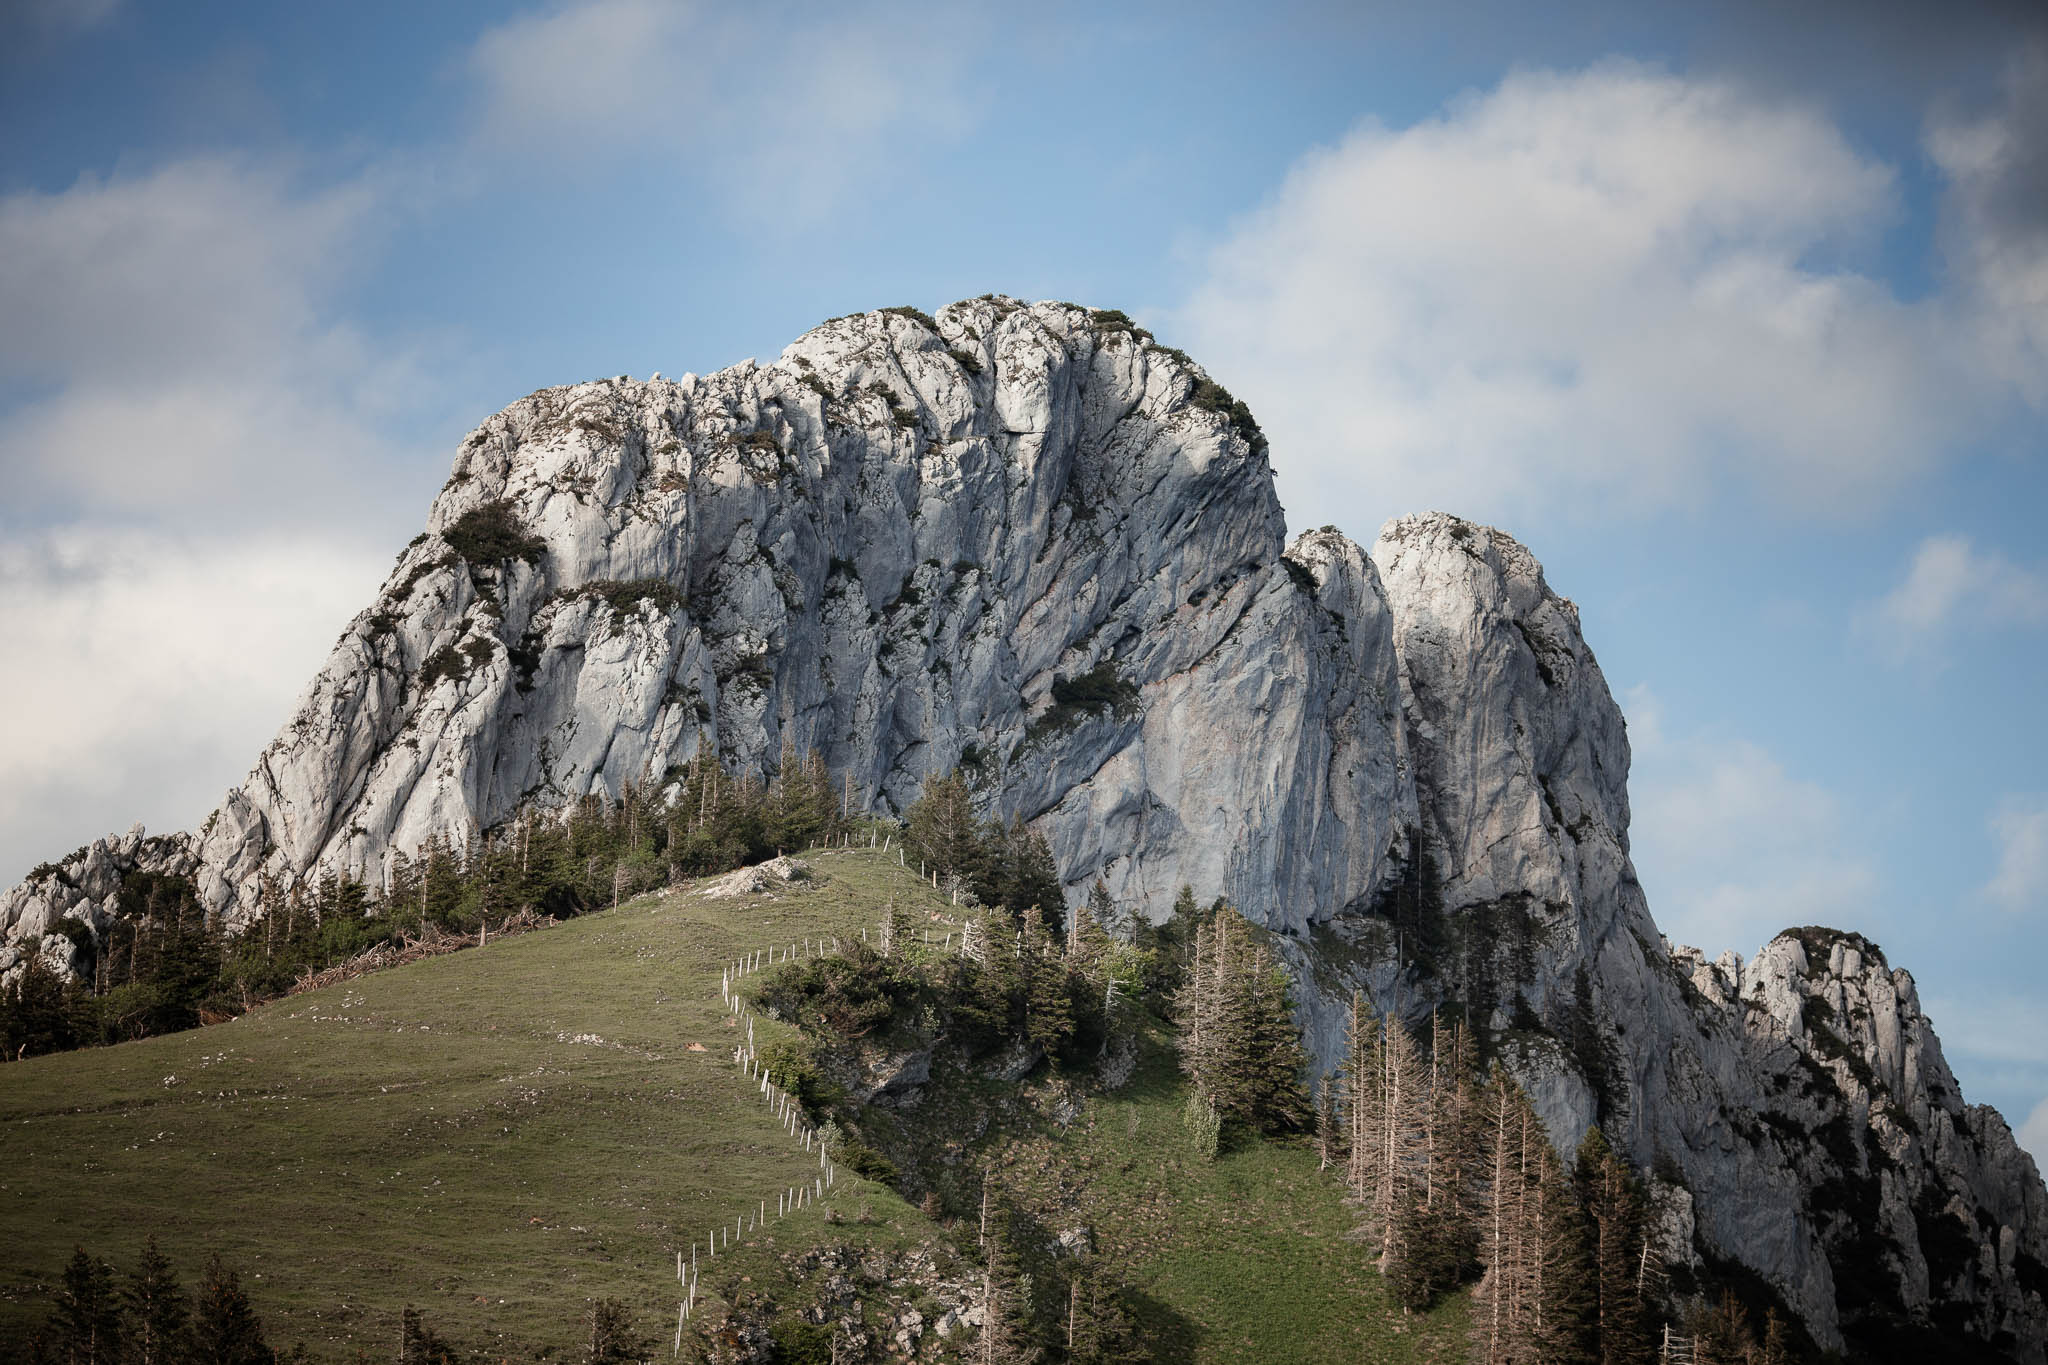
3,297,2040,1355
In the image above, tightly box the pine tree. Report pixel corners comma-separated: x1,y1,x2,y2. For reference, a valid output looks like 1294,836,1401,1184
1475,1068,1529,1365
905,772,982,885
1238,943,1312,1133
1085,877,1126,942
50,1248,122,1365
1344,992,1383,1204
1576,1127,1650,1365
189,1255,271,1365
1377,1012,1425,1271
123,1237,190,1365
978,1199,1041,1364
3,955,75,1059
1021,905,1075,1061
1315,1072,1341,1171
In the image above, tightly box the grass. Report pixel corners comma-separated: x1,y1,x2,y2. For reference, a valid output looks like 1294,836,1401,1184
0,846,943,1359
914,1027,1470,1365
1,846,1466,1363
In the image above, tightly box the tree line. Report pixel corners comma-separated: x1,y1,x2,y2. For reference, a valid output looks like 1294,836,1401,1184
1322,996,1797,1365
12,1240,279,1365
9,1236,656,1365
3,739,851,1063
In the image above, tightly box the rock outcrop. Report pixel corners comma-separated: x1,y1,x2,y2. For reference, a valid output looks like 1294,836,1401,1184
2,298,2040,1357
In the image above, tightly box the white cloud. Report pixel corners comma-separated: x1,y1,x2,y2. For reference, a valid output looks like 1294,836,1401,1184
0,157,457,881
1861,534,2048,653
2021,1097,2048,1168
0,529,388,885
1175,61,2044,533
1984,795,2048,913
0,157,449,528
464,0,983,222
1625,693,1877,954
1927,42,2048,409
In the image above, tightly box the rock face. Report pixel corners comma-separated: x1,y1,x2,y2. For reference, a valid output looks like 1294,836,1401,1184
2,298,2041,1356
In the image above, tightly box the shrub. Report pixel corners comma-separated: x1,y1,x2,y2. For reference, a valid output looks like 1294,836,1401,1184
1049,661,1137,711
880,305,938,331
948,346,984,376
443,501,547,566
571,579,685,626
418,638,494,691
836,1141,899,1185
1189,379,1266,454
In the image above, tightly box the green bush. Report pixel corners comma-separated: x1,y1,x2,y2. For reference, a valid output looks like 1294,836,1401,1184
443,501,547,566
880,305,938,331
570,579,685,625
835,1140,899,1186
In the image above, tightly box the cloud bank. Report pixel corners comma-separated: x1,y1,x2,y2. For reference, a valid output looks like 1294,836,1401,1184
1178,60,2046,534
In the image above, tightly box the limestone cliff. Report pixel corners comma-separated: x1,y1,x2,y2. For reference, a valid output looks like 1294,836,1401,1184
2,298,2040,1358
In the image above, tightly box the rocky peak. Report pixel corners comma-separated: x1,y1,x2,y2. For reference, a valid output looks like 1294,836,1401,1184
2,301,2041,1359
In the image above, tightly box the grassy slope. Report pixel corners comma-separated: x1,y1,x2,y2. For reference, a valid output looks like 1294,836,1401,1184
0,848,1466,1362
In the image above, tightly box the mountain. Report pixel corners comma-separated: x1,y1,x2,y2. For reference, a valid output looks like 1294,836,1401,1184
3,297,2042,1359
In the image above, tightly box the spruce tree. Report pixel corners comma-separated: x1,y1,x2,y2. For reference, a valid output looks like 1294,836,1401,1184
1344,992,1383,1204
978,1199,1042,1364
904,771,982,885
189,1255,271,1365
3,955,74,1060
1532,1139,1596,1365
1021,906,1075,1061
1576,1127,1650,1365
123,1237,190,1365
1315,1072,1341,1171
1085,877,1126,942
1239,944,1312,1133
50,1248,122,1365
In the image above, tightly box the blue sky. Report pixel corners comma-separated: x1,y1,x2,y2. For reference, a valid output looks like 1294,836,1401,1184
2,0,2044,1152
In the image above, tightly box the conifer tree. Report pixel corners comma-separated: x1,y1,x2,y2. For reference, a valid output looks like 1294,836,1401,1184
1063,1269,1141,1364
1475,1068,1531,1365
189,1255,271,1365
51,1248,121,1365
1315,1072,1341,1171
1020,905,1075,1060
123,1237,190,1365
1070,882,1111,969
1239,943,1312,1132
1576,1127,1651,1365
1085,877,1126,943
978,1199,1042,1365
1532,1137,1596,1365
1377,1012,1425,1270
1344,992,1383,1204
3,955,75,1059
905,771,982,885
